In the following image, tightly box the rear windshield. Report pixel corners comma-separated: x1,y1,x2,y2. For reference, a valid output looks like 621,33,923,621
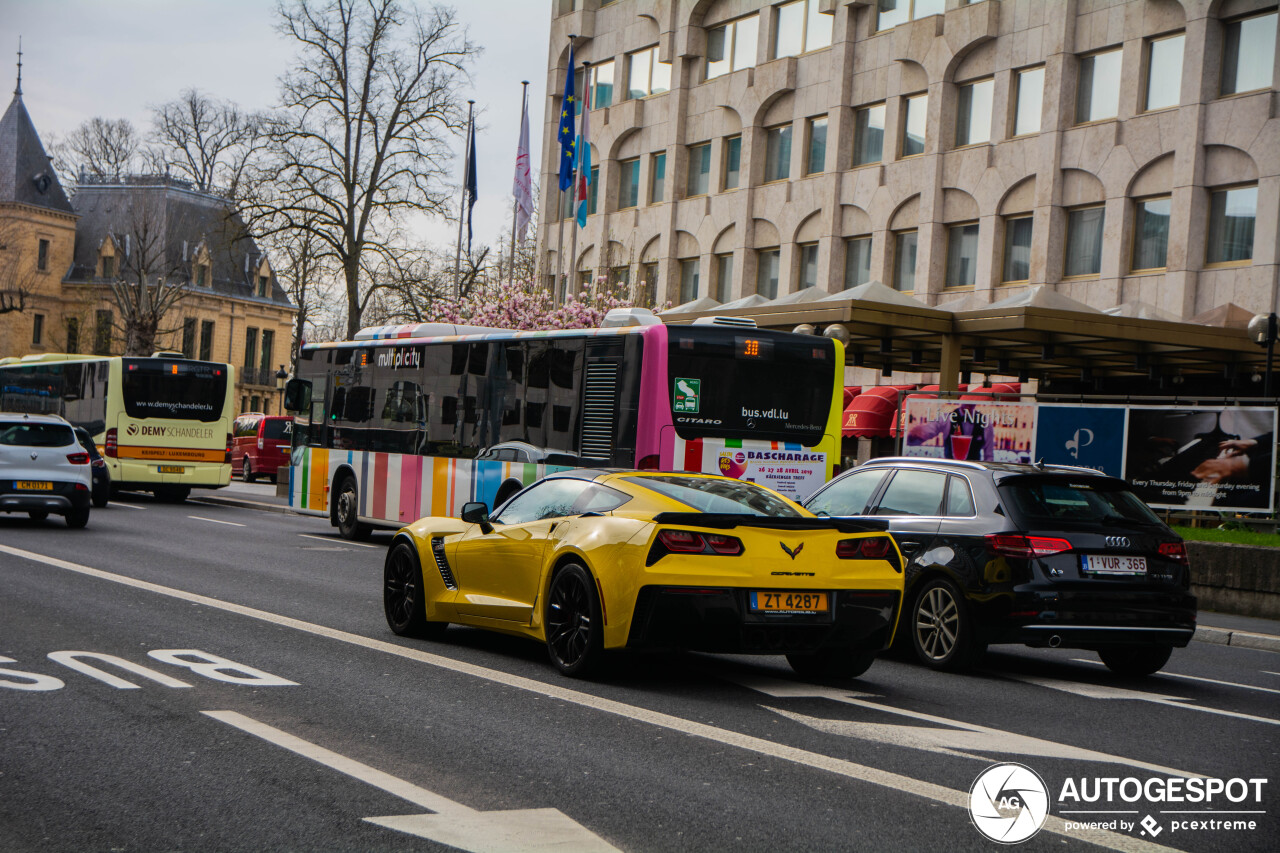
263,419,292,440
667,327,834,444
0,422,74,448
626,475,802,517
122,358,227,422
999,477,1162,527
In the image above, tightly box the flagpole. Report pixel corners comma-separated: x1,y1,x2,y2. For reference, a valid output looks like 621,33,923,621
567,60,589,302
509,80,529,288
453,99,475,299
553,35,576,304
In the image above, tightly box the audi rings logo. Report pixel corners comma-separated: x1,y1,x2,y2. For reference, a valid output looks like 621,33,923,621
126,423,140,436
1104,536,1131,548
969,763,1051,844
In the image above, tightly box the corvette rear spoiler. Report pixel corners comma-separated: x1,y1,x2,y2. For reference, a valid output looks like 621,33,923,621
651,513,888,534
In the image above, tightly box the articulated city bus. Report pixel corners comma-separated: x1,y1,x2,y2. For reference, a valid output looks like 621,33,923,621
284,311,845,539
0,354,236,501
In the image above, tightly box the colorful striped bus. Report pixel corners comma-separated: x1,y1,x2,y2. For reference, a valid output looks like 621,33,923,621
284,312,844,539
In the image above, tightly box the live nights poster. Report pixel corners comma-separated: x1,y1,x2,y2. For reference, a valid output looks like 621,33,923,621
901,400,1035,463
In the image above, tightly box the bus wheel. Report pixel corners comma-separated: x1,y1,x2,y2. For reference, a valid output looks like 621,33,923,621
154,486,190,503
242,458,255,483
335,475,371,541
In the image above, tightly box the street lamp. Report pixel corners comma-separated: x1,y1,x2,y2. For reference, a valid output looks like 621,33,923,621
1247,313,1278,400
275,364,289,415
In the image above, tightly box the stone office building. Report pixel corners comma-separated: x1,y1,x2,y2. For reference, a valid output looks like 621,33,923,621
537,0,1278,325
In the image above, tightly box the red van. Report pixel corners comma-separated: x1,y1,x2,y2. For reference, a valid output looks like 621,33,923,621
230,414,292,483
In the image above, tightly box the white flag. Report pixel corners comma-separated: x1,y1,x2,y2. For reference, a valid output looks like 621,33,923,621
513,87,534,244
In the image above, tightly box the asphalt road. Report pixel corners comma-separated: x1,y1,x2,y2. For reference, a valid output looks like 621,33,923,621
1,493,1277,853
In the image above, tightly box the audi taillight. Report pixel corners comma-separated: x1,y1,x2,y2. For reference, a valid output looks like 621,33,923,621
1158,542,1188,564
986,534,1073,558
66,452,90,465
655,530,744,556
836,536,893,559
105,428,118,458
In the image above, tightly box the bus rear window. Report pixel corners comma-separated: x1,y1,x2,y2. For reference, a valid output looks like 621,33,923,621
667,329,834,444
122,359,227,422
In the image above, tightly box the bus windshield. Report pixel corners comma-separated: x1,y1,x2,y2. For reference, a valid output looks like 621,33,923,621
667,328,834,444
122,358,228,422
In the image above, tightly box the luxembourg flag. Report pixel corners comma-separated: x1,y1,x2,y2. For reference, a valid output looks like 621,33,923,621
574,84,592,228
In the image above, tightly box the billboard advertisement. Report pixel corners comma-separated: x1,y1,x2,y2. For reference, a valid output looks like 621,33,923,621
901,399,1036,463
1034,405,1128,476
1123,405,1276,511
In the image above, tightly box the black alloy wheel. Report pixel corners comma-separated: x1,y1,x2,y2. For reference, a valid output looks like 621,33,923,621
383,541,446,639
545,563,604,677
335,476,371,540
65,507,90,529
911,577,984,671
786,648,877,680
1098,644,1172,677
242,458,255,483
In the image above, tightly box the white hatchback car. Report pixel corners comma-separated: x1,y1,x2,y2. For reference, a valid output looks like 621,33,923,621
0,413,94,528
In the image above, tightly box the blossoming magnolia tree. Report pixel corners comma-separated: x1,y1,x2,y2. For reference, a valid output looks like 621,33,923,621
431,277,665,330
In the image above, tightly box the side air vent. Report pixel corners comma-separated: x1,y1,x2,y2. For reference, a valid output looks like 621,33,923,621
580,362,618,460
431,537,457,590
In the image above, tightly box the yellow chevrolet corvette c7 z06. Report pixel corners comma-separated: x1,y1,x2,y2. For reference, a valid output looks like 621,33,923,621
383,470,905,679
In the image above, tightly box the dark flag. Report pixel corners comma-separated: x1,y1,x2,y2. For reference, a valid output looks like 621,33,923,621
465,115,477,255
557,45,577,192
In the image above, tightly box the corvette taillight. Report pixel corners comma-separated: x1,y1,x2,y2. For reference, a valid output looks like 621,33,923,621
837,536,893,559
105,428,118,458
986,534,1072,559
1158,541,1188,564
66,452,90,465
655,530,744,556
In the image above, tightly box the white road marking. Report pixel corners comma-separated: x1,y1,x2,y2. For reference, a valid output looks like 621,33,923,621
109,502,146,510
732,675,1199,778
0,543,1177,853
205,710,617,852
1069,658,1280,695
1005,673,1280,727
186,516,246,527
1264,671,1280,678
298,533,380,549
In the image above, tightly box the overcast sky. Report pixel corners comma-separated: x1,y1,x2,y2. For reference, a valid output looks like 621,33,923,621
1,0,550,250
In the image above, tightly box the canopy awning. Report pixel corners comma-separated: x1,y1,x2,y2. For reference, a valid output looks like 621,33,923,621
844,385,917,437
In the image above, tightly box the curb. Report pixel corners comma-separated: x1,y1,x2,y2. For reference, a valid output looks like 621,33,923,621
1194,625,1280,653
188,495,299,516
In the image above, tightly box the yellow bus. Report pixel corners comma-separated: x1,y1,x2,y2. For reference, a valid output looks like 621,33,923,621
0,354,235,501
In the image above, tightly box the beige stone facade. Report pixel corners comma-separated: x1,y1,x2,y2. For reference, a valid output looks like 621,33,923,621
537,0,1279,324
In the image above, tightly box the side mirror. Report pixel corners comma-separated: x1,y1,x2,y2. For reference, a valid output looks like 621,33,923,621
461,501,493,534
283,378,312,413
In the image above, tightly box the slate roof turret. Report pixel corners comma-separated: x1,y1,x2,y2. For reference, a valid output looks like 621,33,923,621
0,92,75,215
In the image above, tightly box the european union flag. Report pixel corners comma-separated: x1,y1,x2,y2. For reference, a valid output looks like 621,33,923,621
558,45,577,192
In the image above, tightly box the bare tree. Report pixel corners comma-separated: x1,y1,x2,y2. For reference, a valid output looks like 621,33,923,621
264,215,334,365
251,0,477,339
0,219,41,314
150,89,268,198
103,188,192,355
51,117,144,182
